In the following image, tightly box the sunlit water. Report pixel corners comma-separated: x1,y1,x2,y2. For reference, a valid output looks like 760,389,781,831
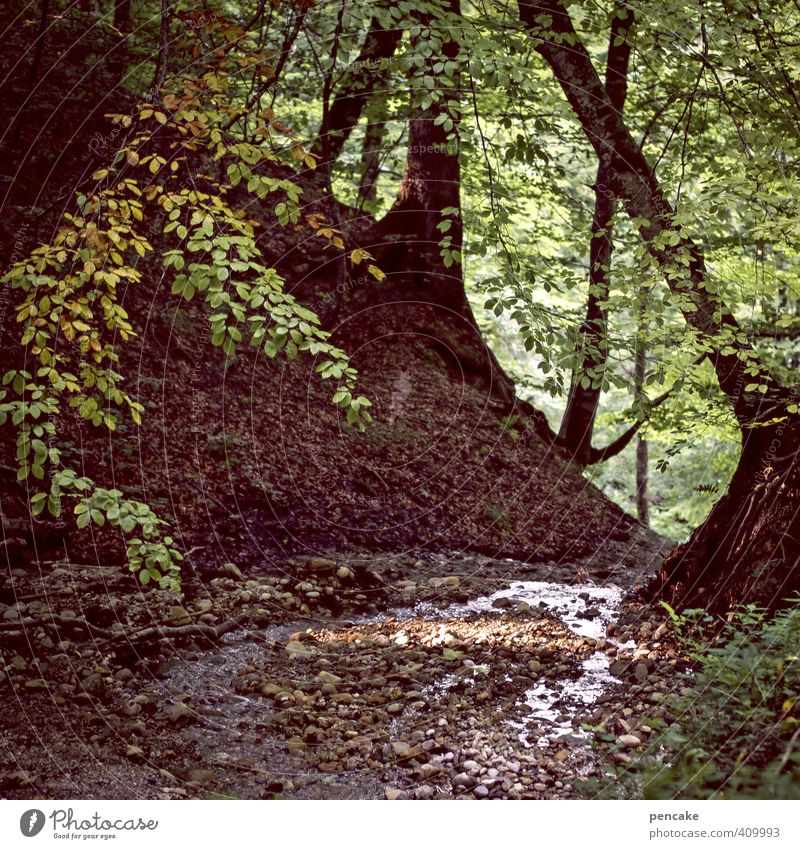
411,580,635,748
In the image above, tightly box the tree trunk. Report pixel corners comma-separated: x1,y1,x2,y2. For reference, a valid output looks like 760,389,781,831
558,6,633,465
357,0,515,406
151,0,171,93
655,422,800,611
634,313,649,527
521,0,800,610
28,0,51,86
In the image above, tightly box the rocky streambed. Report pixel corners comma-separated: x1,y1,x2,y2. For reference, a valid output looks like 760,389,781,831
0,552,687,799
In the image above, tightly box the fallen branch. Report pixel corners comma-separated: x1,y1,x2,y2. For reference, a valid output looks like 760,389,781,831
104,612,250,650
0,612,249,649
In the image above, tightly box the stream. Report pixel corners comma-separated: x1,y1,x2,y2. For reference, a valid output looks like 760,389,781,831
152,575,634,796
410,580,634,748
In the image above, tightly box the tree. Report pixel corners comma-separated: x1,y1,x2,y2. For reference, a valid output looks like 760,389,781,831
520,0,800,610
358,0,516,405
557,4,634,465
312,7,402,166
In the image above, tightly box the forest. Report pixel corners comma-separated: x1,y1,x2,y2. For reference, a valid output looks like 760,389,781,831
1,0,799,804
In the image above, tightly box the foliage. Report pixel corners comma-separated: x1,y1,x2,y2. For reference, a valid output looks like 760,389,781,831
587,602,800,799
0,8,373,590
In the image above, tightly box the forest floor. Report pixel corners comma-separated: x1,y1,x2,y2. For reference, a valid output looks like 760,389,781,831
0,532,691,801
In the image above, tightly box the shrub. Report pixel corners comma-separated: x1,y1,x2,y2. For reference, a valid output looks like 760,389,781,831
587,601,800,799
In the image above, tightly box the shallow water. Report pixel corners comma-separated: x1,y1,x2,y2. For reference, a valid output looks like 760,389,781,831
412,580,634,748
158,576,633,778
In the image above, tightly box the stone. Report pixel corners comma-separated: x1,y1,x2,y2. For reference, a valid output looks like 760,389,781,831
473,784,490,799
168,606,191,625
285,641,314,657
617,734,643,749
316,671,342,685
306,557,338,571
453,772,474,788
125,745,145,761
635,662,649,682
183,769,216,785
164,702,194,725
391,741,416,759
221,562,244,581
610,660,628,678
385,787,404,800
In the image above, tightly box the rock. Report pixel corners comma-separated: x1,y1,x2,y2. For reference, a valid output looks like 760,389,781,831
115,668,134,682
454,772,474,788
316,671,342,685
303,726,323,743
182,768,216,785
125,745,145,761
617,734,643,749
306,557,338,571
653,622,669,640
387,703,403,715
391,741,418,759
221,562,244,581
168,605,191,625
164,702,195,725
385,787,404,800
473,784,490,799
610,660,628,678
285,641,314,657
492,597,512,609
634,662,649,682
195,598,214,613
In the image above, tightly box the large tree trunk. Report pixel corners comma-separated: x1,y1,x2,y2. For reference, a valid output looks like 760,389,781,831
357,0,516,406
655,422,800,612
521,0,800,610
